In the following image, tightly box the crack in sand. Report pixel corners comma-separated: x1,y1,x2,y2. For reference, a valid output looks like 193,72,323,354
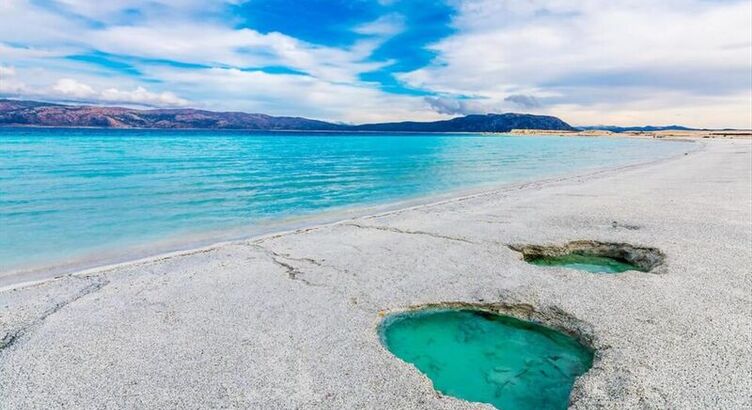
250,245,326,287
0,276,109,353
344,223,475,244
0,332,18,350
247,245,380,313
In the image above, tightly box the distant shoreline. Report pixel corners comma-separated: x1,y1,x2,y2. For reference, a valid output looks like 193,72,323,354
2,125,750,139
4,99,749,135
510,128,752,139
0,125,508,135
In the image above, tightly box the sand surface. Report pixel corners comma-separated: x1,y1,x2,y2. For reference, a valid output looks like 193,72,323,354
1,139,750,409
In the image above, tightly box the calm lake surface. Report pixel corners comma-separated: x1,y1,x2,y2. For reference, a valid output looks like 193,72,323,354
0,128,692,275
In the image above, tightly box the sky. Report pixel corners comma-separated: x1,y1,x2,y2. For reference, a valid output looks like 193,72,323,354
0,0,750,128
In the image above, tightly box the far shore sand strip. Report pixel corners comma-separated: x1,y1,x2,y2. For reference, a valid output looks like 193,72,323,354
1,139,750,408
509,128,752,139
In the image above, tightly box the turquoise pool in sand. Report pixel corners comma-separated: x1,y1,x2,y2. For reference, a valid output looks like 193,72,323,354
0,128,692,275
528,254,641,273
380,308,593,409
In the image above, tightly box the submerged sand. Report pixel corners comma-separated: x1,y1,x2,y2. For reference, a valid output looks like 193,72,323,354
1,139,750,408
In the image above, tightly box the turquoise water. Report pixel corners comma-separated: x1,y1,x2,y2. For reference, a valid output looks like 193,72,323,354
528,254,639,273
0,128,690,273
380,309,593,409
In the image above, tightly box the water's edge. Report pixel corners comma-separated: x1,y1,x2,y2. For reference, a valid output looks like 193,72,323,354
0,139,701,291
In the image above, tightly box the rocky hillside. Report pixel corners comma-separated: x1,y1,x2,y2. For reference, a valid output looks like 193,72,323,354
0,100,342,130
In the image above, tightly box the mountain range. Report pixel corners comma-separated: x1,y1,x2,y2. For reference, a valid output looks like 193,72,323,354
0,99,576,133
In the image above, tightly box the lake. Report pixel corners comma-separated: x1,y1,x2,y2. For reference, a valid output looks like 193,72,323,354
0,128,692,277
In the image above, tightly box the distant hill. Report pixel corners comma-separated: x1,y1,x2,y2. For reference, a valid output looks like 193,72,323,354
0,99,576,133
0,99,341,131
353,113,577,133
578,125,697,133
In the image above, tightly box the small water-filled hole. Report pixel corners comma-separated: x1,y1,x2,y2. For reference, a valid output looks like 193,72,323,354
510,241,664,273
527,253,638,273
379,308,593,410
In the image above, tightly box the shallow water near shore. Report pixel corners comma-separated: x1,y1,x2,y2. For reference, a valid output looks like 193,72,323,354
380,309,594,409
0,128,692,274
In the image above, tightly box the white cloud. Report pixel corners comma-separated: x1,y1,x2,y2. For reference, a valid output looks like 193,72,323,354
0,0,82,47
2,72,189,107
0,65,27,94
53,78,96,98
88,24,388,83
0,66,16,77
34,0,236,24
398,0,752,127
0,0,393,84
0,0,422,121
99,86,189,107
354,13,406,36
1,0,750,127
146,66,432,122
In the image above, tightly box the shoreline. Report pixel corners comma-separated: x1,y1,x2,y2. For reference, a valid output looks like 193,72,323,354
0,138,749,407
0,138,701,290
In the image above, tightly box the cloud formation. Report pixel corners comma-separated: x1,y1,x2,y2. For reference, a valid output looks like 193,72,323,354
401,0,752,127
52,79,96,98
424,97,478,115
504,94,540,109
0,0,750,127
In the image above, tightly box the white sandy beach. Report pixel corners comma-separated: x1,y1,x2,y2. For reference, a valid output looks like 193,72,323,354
1,138,750,408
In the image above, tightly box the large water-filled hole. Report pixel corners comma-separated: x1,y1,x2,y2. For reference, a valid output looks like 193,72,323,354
379,308,593,410
510,241,664,273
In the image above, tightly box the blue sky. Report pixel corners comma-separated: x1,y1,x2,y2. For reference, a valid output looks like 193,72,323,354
0,0,750,127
